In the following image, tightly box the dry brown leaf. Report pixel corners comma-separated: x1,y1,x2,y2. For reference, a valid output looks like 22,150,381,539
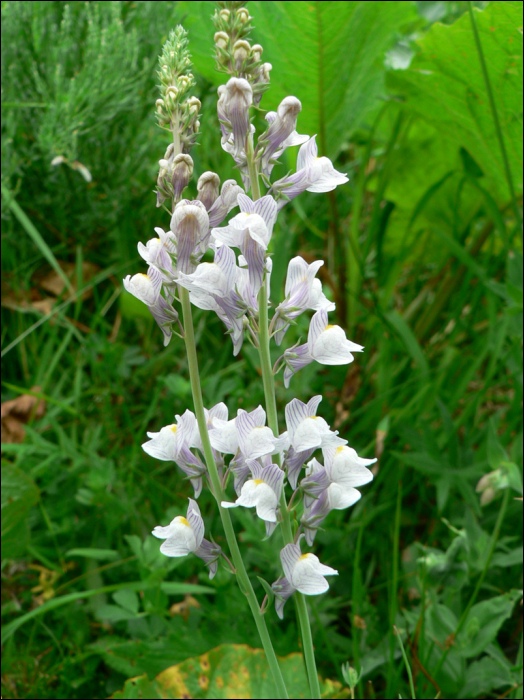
36,261,99,300
1,385,46,444
169,594,200,621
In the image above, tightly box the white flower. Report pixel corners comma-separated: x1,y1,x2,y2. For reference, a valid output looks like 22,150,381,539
270,135,349,210
177,244,237,299
274,257,334,345
123,267,162,306
285,396,346,452
152,499,221,578
308,310,364,365
152,498,204,557
142,409,198,461
283,309,364,387
272,536,338,618
323,446,376,491
221,459,284,531
210,406,282,460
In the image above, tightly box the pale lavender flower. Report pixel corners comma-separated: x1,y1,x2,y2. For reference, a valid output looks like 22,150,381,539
142,410,207,497
138,228,176,274
212,194,277,295
222,458,284,536
152,498,221,578
170,199,210,274
285,395,346,453
177,244,238,299
283,309,364,387
274,257,335,345
123,267,163,306
208,179,245,228
217,78,253,159
171,153,194,202
272,536,338,618
196,171,220,211
257,96,304,175
301,446,375,544
270,136,348,210
210,406,281,459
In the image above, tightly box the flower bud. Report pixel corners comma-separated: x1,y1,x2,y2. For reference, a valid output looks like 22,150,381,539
166,86,178,100
219,8,230,22
251,44,263,63
197,171,220,211
172,153,193,202
233,40,250,72
214,31,229,50
236,8,250,23
186,96,201,115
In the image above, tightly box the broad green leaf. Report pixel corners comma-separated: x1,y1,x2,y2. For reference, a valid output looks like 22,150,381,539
491,546,523,567
387,2,523,203
95,604,141,623
459,655,515,698
179,1,417,156
1,464,40,558
113,588,140,614
111,643,349,699
456,589,522,658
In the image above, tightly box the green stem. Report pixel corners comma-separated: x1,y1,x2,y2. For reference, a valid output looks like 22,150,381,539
394,626,416,700
386,478,402,697
432,487,510,681
179,287,289,699
247,119,320,698
246,134,261,201
467,1,522,231
257,277,322,699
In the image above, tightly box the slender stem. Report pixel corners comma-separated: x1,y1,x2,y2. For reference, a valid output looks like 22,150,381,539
179,287,289,699
432,487,510,681
257,276,322,699
246,134,261,201
247,118,320,698
394,626,416,700
387,479,403,697
468,2,522,231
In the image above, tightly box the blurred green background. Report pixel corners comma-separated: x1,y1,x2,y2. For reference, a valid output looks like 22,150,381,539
1,1,522,698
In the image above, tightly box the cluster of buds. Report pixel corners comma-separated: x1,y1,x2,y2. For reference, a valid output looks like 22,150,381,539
213,1,271,105
155,27,202,206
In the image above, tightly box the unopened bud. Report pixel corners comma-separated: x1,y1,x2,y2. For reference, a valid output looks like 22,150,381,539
219,8,230,22
261,62,272,82
236,8,250,24
197,171,220,211
155,98,165,109
233,40,250,71
480,486,497,506
186,96,201,115
214,31,229,50
251,44,263,63
178,76,190,90
172,153,194,202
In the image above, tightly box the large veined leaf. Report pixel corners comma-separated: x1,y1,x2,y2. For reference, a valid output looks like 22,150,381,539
178,1,417,157
387,1,523,204
111,643,348,699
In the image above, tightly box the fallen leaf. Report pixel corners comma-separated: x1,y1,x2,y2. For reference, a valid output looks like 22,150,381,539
1,386,46,444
